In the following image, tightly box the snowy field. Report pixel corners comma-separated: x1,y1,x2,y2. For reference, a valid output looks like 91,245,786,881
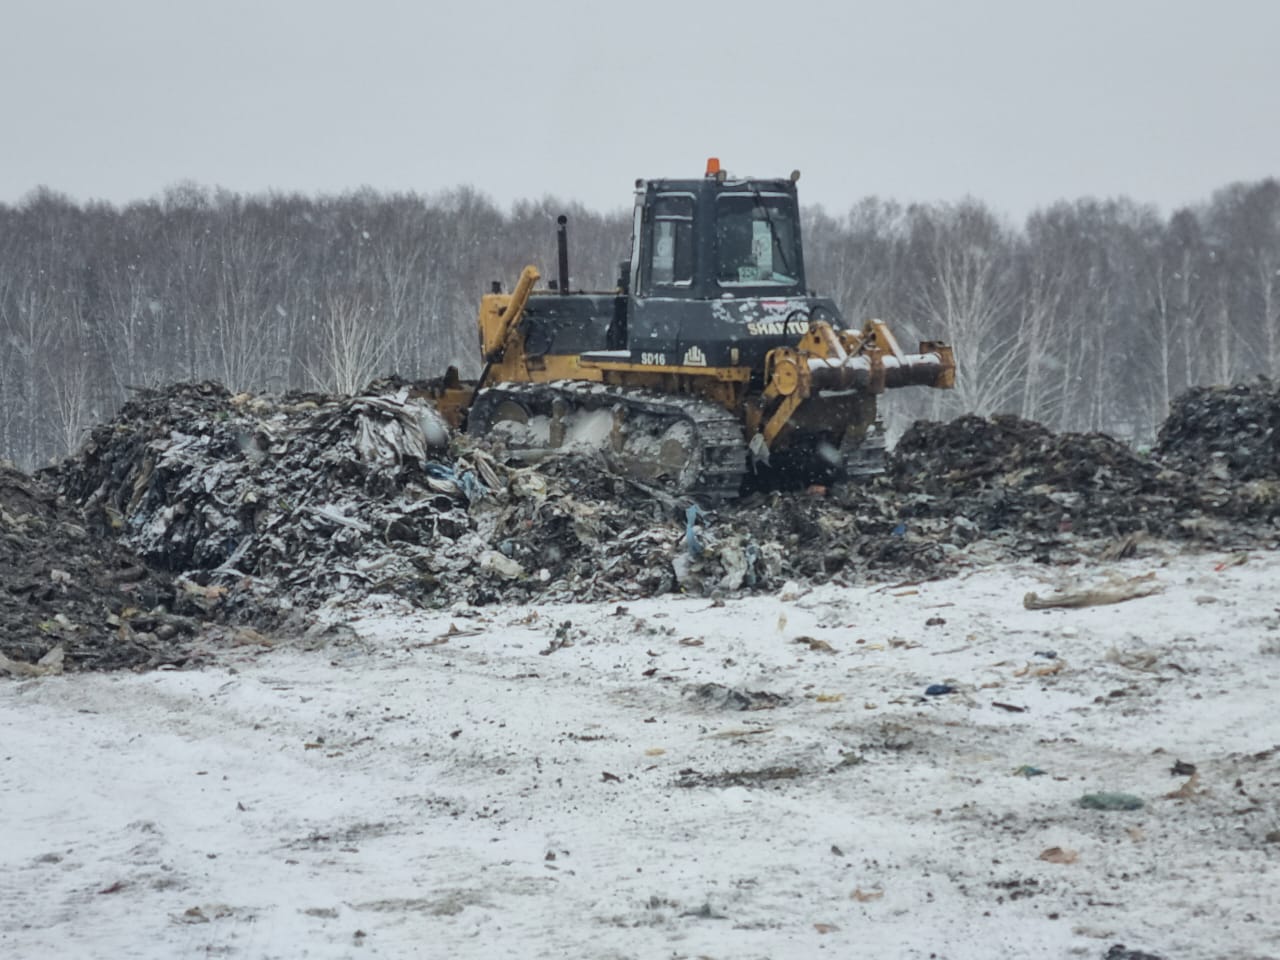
3,547,1279,960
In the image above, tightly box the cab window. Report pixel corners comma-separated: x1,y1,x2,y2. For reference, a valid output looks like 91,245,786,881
648,194,694,286
715,193,800,286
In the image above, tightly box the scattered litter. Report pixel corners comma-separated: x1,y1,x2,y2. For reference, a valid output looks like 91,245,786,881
689,683,788,712
1163,773,1202,801
1078,792,1145,811
850,888,884,902
1014,660,1064,678
1104,944,1166,960
479,551,524,581
705,727,773,739
539,622,574,656
1105,647,1176,673
675,764,803,788
1012,765,1046,778
795,636,837,653
1213,553,1250,572
680,902,727,920
778,581,804,601
434,623,482,642
1038,846,1079,864
1024,574,1163,610
0,645,65,678
1099,532,1144,561
924,684,955,696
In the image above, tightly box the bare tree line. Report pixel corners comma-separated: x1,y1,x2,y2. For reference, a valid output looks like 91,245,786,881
807,180,1280,436
0,185,628,468
1,178,1277,469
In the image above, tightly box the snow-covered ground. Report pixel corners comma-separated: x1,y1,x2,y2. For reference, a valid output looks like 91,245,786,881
3,548,1279,960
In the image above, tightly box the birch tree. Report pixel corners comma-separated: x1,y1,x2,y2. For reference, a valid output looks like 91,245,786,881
905,200,1019,418
306,293,395,396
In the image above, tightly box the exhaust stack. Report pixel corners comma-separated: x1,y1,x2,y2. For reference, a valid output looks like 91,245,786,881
556,215,570,295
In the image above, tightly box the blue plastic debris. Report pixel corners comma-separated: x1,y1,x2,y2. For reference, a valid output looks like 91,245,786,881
924,684,955,696
743,541,761,587
685,504,705,558
424,462,487,501
1079,792,1144,811
458,469,487,501
891,522,907,537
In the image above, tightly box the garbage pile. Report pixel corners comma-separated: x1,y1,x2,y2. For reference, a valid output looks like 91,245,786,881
0,464,202,673
1154,381,1280,519
13,379,1274,673
57,383,740,622
62,380,457,576
725,406,1275,584
886,414,1216,542
1156,380,1280,480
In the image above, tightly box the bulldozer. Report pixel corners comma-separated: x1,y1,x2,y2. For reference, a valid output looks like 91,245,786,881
430,159,954,500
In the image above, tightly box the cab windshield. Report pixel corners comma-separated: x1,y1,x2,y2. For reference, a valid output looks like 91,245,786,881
714,192,800,287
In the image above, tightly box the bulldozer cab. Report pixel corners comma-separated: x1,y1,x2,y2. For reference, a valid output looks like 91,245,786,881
617,164,841,370
631,170,806,299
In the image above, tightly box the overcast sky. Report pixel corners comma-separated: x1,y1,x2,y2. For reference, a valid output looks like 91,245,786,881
3,0,1277,221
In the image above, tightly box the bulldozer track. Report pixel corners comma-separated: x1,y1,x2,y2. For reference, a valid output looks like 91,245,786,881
468,381,748,502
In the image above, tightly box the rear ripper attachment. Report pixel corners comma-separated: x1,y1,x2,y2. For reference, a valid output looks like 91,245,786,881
440,159,955,501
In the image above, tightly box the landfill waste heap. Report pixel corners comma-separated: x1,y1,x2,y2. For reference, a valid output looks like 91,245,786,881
0,464,205,673
1,378,1277,674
